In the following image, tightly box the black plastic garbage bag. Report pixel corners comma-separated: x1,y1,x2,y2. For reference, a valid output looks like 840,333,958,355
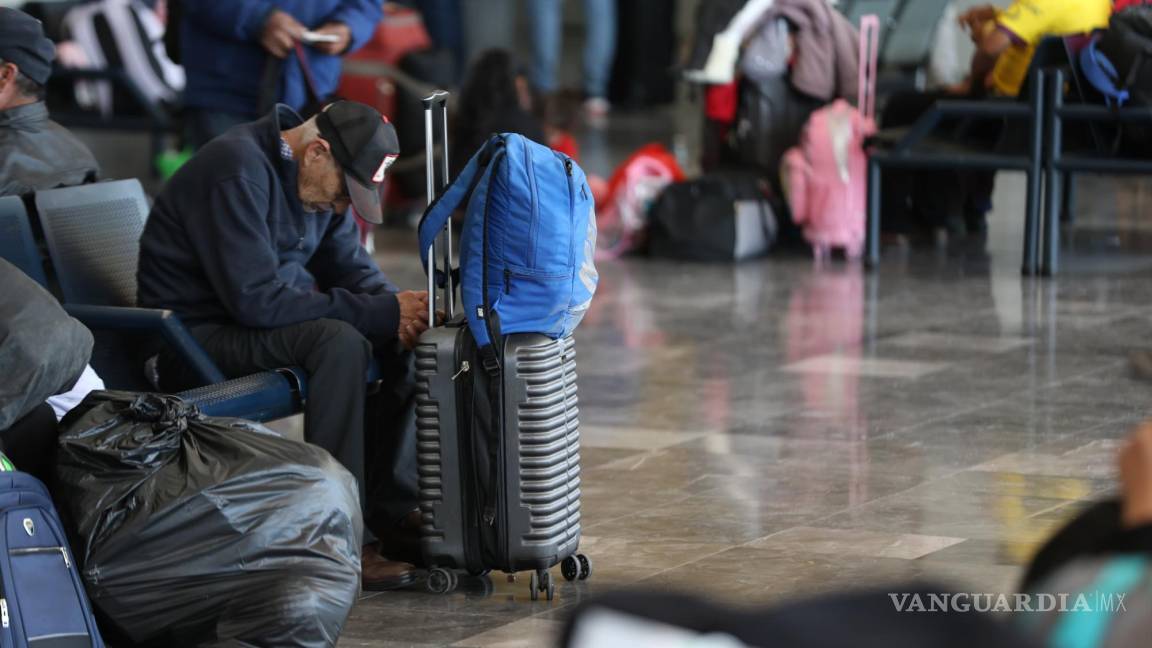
54,391,362,648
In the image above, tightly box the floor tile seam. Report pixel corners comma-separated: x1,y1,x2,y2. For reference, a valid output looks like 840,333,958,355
1028,497,1101,520
746,462,980,536
578,493,697,531
872,359,1128,442
628,544,745,584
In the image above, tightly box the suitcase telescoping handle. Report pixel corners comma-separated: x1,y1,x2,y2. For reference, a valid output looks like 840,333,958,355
858,14,880,122
423,90,454,325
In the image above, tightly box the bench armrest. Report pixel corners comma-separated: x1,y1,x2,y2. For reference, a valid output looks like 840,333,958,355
64,304,227,386
177,370,301,422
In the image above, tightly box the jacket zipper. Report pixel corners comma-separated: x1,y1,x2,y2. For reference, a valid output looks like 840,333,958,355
503,269,512,294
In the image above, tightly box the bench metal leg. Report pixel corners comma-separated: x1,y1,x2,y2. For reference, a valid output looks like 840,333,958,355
1041,68,1063,277
1062,172,1076,225
1023,167,1041,277
1041,169,1061,277
866,159,882,269
1023,68,1047,277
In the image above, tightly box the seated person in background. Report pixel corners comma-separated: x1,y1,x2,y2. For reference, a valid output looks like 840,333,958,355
881,0,1110,239
951,0,1111,98
0,7,100,197
137,100,427,591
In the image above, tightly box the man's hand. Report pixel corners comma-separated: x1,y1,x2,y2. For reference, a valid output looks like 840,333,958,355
261,10,306,58
396,291,430,350
311,22,352,56
943,77,973,96
1120,422,1152,529
958,5,998,38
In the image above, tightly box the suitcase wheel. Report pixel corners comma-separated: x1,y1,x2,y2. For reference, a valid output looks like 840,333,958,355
577,554,592,581
427,567,458,595
530,569,555,601
561,554,593,582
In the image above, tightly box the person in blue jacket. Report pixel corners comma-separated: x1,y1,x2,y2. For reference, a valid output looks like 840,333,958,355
178,0,382,148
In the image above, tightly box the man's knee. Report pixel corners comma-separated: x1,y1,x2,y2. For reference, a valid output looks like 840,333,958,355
304,319,373,369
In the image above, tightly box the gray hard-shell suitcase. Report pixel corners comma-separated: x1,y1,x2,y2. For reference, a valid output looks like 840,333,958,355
415,91,590,601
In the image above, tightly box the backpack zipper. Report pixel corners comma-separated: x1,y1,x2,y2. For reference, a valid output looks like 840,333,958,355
565,159,577,268
525,139,541,269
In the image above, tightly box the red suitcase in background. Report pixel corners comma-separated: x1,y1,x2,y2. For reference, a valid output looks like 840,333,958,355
337,3,432,120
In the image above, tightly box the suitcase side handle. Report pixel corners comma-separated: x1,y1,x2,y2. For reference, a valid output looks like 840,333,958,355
424,90,454,324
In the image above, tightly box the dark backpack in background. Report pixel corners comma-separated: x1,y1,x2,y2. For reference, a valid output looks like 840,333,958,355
648,173,778,262
1097,6,1152,152
733,76,824,182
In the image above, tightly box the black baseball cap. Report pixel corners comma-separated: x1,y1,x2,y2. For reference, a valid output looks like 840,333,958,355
0,8,56,86
316,101,400,224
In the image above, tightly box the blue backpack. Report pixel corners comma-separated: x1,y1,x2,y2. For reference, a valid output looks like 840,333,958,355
0,469,104,647
419,133,599,350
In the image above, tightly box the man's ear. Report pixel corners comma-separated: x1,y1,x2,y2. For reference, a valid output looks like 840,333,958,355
0,63,15,90
308,139,332,163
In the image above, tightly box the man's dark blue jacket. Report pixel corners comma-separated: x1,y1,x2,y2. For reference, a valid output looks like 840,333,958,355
180,0,381,117
137,106,400,338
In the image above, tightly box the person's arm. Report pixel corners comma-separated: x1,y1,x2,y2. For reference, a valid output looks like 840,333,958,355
968,28,1014,93
311,0,383,56
186,176,400,338
308,211,399,296
327,0,383,52
957,5,1000,37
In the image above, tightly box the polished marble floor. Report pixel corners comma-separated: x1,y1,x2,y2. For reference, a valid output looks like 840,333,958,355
338,159,1152,645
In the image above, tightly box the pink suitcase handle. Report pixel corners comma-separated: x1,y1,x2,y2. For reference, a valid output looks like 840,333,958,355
858,14,881,122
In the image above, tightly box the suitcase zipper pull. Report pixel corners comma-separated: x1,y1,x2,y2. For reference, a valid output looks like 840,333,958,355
451,361,471,381
2,599,8,628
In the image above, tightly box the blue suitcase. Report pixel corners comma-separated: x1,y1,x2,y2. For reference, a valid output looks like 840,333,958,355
0,469,104,648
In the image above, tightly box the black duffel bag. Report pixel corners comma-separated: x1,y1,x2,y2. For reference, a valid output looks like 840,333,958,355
54,392,362,648
647,173,778,262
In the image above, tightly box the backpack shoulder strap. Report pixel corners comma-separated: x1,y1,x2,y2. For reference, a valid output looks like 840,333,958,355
1081,38,1131,107
418,136,501,271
